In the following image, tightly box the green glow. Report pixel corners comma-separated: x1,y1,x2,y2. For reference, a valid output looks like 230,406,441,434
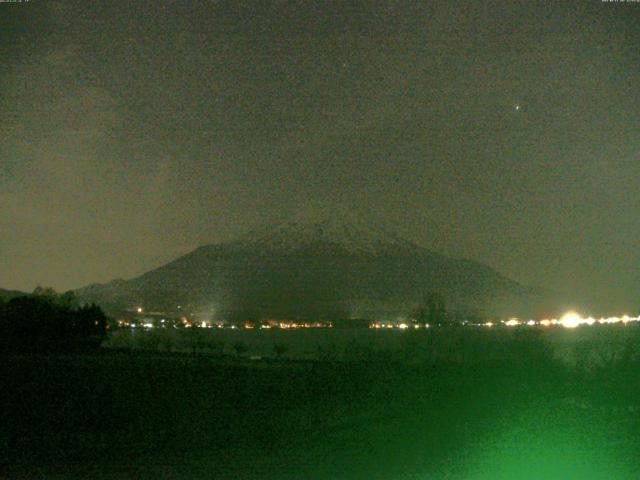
458,406,634,480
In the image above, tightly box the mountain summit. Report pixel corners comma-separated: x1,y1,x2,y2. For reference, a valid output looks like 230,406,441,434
76,221,556,320
236,220,425,256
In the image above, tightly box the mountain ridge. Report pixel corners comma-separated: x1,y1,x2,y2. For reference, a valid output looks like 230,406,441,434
0,288,28,301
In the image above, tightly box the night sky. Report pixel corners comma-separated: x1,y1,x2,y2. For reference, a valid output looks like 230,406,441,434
2,1,639,313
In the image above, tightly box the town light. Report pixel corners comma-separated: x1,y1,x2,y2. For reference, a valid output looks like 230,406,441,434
560,311,581,329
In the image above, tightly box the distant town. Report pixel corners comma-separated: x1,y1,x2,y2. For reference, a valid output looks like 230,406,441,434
116,306,640,331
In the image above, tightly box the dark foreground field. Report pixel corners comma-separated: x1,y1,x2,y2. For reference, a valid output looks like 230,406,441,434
5,339,640,479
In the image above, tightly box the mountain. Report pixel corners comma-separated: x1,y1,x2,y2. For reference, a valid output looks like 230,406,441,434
0,288,28,301
75,221,559,320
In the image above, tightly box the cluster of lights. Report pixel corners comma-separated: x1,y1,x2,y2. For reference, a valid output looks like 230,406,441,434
122,306,639,331
370,322,428,330
234,321,332,330
559,312,638,329
495,312,640,329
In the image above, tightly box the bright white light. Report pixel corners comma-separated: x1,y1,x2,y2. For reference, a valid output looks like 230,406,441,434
137,307,143,313
526,320,536,326
505,319,520,327
398,323,408,330
560,311,581,329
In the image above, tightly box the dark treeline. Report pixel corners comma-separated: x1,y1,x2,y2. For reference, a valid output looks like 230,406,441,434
0,287,108,353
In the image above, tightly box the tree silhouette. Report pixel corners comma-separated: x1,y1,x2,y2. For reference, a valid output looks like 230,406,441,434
58,290,80,309
32,286,58,300
425,291,447,326
0,288,108,352
413,291,448,326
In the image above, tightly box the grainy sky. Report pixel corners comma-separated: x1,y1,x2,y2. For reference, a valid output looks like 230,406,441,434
1,1,639,312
